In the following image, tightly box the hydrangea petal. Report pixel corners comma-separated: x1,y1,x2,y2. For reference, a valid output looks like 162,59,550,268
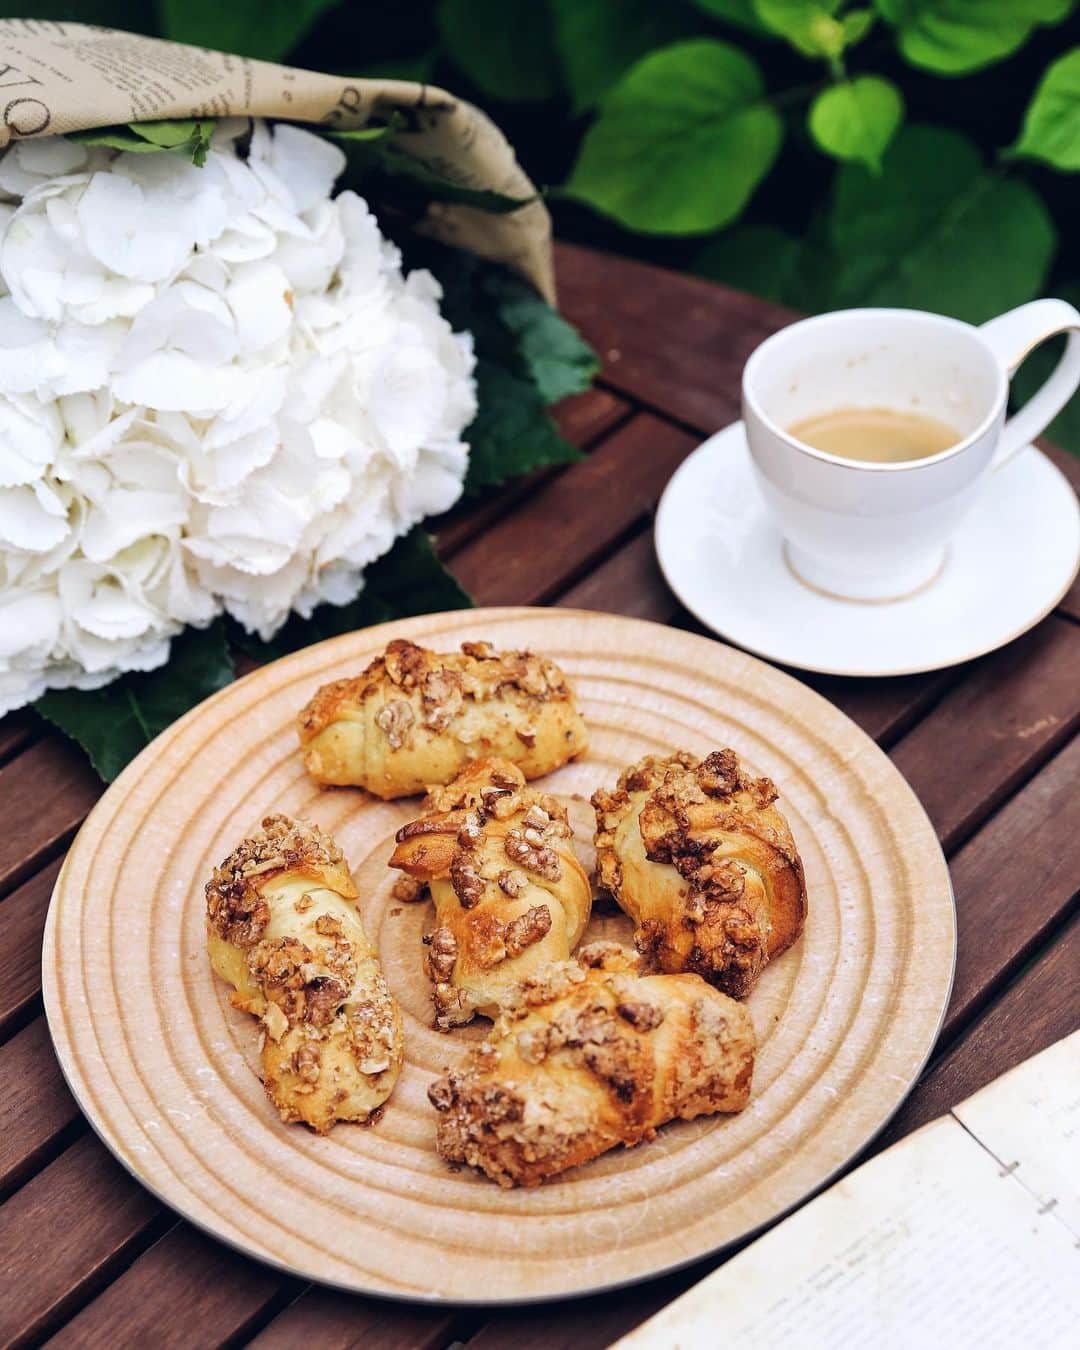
0,483,70,551
0,119,477,711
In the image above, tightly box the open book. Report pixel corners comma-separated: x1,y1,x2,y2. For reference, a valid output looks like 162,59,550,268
616,1031,1079,1350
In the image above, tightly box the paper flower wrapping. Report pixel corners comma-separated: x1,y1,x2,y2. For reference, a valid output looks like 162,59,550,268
0,120,477,715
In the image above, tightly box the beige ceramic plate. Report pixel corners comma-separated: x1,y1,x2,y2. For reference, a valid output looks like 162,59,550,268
43,608,954,1304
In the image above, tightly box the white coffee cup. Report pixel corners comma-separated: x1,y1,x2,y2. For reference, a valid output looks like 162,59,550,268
741,301,1080,601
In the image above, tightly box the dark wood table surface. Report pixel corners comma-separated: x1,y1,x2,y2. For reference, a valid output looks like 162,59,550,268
1,243,1078,1349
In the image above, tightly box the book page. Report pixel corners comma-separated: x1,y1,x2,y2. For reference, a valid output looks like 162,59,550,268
954,1031,1079,1240
615,1112,1080,1350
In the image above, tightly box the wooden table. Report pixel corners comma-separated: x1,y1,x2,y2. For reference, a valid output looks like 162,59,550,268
1,243,1077,1349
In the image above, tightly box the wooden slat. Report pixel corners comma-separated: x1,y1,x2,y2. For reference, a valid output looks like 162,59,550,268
552,386,633,449
943,734,1080,1040
0,710,38,766
45,1224,288,1350
465,1273,701,1350
555,241,795,434
434,386,630,558
0,1134,162,1346
0,1019,80,1199
0,739,100,898
557,526,674,624
888,615,1080,852
801,668,959,752
247,1289,457,1350
437,465,557,561
0,858,61,1040
881,913,1080,1145
452,414,699,605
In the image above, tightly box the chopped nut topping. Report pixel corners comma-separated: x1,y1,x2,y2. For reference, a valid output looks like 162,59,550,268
294,892,315,915
428,1076,455,1110
457,814,484,849
263,1003,288,1041
516,1025,551,1063
522,803,550,831
498,868,529,898
421,668,463,732
391,875,426,904
482,783,521,820
426,926,458,983
374,698,415,749
383,638,427,688
314,913,344,938
460,640,496,659
293,1042,320,1084
615,1001,665,1032
206,814,343,947
504,828,562,881
578,941,635,972
503,904,552,958
450,851,487,909
592,748,804,998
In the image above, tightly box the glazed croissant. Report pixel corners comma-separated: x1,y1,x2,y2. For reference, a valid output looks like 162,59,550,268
593,750,807,998
205,814,403,1133
298,638,588,798
388,758,592,1028
428,942,755,1187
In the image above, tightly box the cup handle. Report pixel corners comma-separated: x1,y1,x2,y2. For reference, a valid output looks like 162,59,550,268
979,298,1080,469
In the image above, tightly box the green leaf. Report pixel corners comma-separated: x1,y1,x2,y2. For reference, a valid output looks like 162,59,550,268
436,0,562,101
480,272,600,404
70,119,215,166
328,122,400,145
694,224,807,305
873,0,1074,75
693,126,1062,327
1011,46,1080,171
232,529,473,662
754,0,847,58
158,0,338,64
693,0,769,32
842,9,876,44
824,124,1057,323
1010,280,1080,456
551,0,698,114
35,621,235,782
809,76,904,170
465,361,583,490
134,119,215,167
565,39,783,235
69,127,163,154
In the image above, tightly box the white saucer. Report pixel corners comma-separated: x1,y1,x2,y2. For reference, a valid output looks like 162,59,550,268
655,422,1080,677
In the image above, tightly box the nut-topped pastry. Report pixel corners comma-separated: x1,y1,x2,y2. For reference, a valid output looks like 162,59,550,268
427,942,755,1187
593,750,806,998
298,638,588,798
206,814,403,1133
388,758,592,1028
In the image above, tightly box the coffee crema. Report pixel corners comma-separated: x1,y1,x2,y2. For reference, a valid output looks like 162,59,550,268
788,407,959,464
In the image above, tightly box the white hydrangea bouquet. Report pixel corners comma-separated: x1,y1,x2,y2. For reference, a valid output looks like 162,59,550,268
0,114,595,779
